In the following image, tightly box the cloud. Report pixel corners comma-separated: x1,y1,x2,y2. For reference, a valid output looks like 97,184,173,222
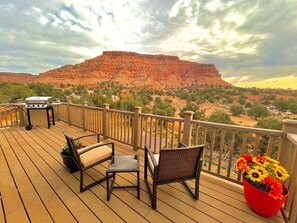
0,0,296,89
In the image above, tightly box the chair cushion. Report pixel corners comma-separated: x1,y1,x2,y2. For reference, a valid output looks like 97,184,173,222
78,144,112,167
148,154,159,171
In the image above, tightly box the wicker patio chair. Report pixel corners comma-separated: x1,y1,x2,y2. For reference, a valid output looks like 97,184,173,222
63,130,114,192
144,142,205,209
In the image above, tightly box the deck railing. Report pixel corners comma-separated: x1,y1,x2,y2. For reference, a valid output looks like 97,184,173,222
191,120,283,183
0,103,26,129
59,102,297,223
279,121,297,222
2,101,297,222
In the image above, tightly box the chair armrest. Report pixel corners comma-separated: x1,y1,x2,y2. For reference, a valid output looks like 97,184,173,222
74,132,102,143
178,142,187,148
145,144,158,167
78,142,114,156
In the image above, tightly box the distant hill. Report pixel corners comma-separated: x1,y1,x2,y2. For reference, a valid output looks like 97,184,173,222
0,72,35,83
1,51,231,88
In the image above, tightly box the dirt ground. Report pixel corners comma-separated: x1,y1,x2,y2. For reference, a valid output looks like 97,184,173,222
199,102,258,126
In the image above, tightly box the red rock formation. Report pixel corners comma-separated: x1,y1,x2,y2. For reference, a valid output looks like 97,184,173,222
0,72,36,83
38,51,231,87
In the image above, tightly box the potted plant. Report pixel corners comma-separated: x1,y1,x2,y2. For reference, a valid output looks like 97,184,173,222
60,139,82,172
236,154,289,217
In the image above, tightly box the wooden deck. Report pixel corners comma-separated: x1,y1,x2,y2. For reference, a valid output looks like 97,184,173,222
0,121,285,223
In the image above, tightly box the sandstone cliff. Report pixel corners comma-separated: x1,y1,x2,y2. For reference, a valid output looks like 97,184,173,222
0,72,36,83
38,51,231,88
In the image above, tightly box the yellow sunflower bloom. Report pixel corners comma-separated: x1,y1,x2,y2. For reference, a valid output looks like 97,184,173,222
265,156,279,165
254,165,268,178
252,156,268,167
247,168,266,182
274,165,289,181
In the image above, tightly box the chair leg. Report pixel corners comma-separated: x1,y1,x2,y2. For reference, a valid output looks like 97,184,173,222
152,182,157,209
144,178,157,209
144,175,153,206
182,180,199,200
195,177,199,199
80,170,84,192
144,160,147,180
80,170,112,192
144,161,158,209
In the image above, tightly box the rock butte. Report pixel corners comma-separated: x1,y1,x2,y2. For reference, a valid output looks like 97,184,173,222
1,51,231,88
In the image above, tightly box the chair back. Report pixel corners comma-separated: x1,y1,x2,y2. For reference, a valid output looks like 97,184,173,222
63,130,82,169
158,145,204,184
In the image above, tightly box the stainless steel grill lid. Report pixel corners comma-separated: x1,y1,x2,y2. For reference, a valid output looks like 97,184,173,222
25,96,52,108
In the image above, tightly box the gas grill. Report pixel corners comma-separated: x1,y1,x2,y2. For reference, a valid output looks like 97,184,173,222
25,96,55,129
25,96,52,108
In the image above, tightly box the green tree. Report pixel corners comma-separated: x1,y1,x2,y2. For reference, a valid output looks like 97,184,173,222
1,83,35,102
237,95,247,105
245,102,252,108
74,85,87,95
263,94,276,101
255,117,282,156
249,88,259,95
288,99,297,114
28,83,55,96
88,93,112,107
152,97,176,117
113,96,145,112
273,98,289,111
247,103,270,120
208,110,234,125
230,105,244,116
64,89,72,96
179,103,206,120
255,117,282,130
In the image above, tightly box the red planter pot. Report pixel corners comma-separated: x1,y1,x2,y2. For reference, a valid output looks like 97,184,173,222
242,176,288,217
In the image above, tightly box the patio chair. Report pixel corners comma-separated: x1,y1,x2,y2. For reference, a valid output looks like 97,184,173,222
144,142,205,209
63,130,114,192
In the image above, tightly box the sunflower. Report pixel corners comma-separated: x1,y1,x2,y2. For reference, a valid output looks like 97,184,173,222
252,156,268,167
265,156,279,165
236,153,289,200
247,168,266,182
274,165,289,181
254,165,268,178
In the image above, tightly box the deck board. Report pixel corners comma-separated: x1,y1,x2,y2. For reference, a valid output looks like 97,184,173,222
0,132,53,223
0,122,286,223
14,126,124,223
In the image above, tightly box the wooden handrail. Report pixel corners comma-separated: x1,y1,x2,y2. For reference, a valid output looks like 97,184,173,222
193,120,283,136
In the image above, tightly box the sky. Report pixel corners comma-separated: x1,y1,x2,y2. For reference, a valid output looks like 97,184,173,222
0,0,297,88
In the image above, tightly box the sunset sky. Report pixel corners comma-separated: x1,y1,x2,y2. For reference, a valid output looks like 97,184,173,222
0,0,297,88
